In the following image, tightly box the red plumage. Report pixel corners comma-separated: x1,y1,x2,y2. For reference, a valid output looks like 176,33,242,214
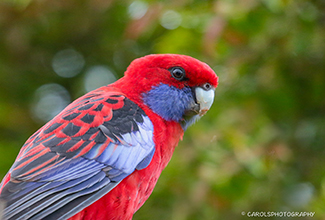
0,54,218,220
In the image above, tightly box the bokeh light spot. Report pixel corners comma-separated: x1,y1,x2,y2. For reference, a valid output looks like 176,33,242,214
160,10,182,30
31,83,70,122
84,65,117,92
285,182,314,208
52,49,85,78
128,1,148,20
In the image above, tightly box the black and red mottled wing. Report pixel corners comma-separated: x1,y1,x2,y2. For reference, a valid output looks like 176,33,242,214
0,86,155,220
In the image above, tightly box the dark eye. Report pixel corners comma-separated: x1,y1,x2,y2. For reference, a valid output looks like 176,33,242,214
170,67,186,81
202,83,212,91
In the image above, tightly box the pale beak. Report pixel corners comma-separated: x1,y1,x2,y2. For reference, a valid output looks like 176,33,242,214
181,86,215,130
184,87,215,118
194,87,215,116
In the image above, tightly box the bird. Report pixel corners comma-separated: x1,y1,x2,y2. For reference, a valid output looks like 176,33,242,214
0,54,218,220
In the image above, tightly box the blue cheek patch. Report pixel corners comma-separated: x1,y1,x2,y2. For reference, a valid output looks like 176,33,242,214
142,84,195,122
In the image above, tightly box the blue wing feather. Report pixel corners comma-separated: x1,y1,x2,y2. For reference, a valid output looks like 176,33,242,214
136,147,155,170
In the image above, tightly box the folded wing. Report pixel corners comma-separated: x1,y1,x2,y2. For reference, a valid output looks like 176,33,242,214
0,87,155,220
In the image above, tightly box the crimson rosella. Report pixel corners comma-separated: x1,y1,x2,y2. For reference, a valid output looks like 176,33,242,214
0,54,218,220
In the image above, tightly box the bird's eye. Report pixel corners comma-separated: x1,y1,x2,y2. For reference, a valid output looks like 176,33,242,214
202,83,212,91
170,67,186,81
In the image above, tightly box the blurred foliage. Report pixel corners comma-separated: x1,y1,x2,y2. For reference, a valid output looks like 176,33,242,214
0,0,324,219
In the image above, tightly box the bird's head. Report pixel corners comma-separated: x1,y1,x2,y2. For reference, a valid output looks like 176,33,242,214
116,54,218,130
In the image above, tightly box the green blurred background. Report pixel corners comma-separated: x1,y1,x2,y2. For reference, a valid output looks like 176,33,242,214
0,0,324,219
